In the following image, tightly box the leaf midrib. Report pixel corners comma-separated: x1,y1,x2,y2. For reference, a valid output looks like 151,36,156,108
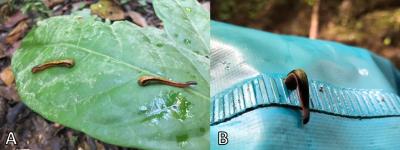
33,42,208,100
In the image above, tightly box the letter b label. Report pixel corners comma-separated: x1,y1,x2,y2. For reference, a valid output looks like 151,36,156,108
218,131,228,145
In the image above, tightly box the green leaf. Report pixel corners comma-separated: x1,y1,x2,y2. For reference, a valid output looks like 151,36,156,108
11,1,209,149
140,91,192,122
153,0,210,82
153,0,210,56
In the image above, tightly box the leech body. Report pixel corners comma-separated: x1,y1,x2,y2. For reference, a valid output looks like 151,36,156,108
284,69,310,124
31,59,75,73
138,76,197,88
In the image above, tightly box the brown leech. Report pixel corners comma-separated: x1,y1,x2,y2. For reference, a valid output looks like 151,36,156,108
138,76,197,88
284,69,310,124
31,59,75,73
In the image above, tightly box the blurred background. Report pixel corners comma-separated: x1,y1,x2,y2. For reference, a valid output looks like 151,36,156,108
212,0,400,68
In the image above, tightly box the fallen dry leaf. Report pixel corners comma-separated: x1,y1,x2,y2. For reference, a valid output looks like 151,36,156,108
90,0,125,20
42,0,65,8
5,20,29,45
3,11,28,29
0,43,5,58
380,48,400,59
0,86,20,101
7,41,21,56
126,11,147,27
0,97,6,125
0,3,15,25
0,67,14,86
95,140,106,150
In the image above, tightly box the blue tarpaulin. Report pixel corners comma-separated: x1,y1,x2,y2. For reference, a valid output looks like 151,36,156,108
210,21,400,150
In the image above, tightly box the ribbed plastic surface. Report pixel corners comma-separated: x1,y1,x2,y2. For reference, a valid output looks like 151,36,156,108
211,74,400,125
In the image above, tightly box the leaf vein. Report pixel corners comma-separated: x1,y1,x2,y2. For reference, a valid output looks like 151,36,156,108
52,43,208,100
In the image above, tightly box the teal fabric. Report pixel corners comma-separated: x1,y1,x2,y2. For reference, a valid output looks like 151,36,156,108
210,21,400,150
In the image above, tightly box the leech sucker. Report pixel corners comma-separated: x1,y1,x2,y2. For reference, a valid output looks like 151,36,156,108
138,76,197,88
31,59,75,73
284,69,310,124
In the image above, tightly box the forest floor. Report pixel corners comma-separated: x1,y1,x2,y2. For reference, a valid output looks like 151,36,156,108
0,0,209,150
213,0,400,69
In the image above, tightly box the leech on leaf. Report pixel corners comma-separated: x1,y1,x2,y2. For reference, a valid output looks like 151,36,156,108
31,59,75,73
284,69,310,124
138,76,197,88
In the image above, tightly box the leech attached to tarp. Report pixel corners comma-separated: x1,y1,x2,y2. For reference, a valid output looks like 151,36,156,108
138,76,197,88
31,59,75,73
284,69,310,124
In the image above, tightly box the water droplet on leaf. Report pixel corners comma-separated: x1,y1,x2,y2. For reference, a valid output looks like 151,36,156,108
183,39,191,45
139,106,148,111
225,66,230,70
140,91,191,123
156,43,164,47
185,7,192,13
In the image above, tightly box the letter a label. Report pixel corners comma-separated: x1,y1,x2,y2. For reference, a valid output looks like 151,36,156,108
5,132,17,145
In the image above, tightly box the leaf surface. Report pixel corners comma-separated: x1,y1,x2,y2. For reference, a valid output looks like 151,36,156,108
154,0,210,82
153,0,210,56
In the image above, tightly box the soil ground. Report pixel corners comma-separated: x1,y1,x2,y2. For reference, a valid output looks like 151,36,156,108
212,0,400,69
